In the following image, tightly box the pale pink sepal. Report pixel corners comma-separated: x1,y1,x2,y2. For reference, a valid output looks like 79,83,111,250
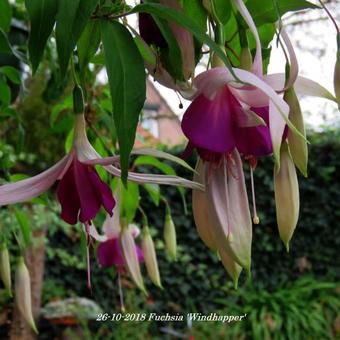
279,28,299,91
265,74,336,101
232,0,263,77
0,155,71,206
226,150,252,272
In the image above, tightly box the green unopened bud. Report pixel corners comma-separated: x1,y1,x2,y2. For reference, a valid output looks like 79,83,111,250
212,50,225,68
120,224,147,295
334,33,340,107
163,211,177,261
73,85,84,114
274,144,300,251
239,47,253,71
142,227,162,288
284,87,308,177
0,244,12,295
15,257,38,334
219,247,242,289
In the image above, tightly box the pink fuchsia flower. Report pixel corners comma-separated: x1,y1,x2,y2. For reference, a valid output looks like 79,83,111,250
181,67,290,164
0,114,202,223
96,215,143,269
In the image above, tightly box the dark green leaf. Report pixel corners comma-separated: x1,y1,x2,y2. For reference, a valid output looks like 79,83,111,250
25,0,58,72
56,0,99,76
101,20,146,184
0,0,12,33
213,0,232,24
247,0,319,26
0,76,10,105
133,3,235,76
0,66,21,84
0,28,11,54
14,208,31,248
77,19,101,73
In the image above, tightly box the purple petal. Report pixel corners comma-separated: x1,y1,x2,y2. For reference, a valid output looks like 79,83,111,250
181,86,239,155
96,238,143,268
56,161,81,225
97,238,125,268
235,106,273,157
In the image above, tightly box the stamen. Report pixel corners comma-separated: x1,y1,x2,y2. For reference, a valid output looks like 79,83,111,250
250,164,260,224
175,91,183,109
118,271,126,313
84,222,92,291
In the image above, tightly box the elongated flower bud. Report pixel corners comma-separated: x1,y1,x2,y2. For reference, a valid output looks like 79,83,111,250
274,144,300,251
239,47,253,71
284,87,308,177
192,159,217,252
334,33,340,107
0,244,11,295
15,257,38,333
163,210,177,261
142,227,162,288
120,224,146,294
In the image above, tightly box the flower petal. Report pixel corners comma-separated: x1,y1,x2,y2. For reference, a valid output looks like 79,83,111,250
0,155,71,206
233,0,262,76
265,74,336,101
97,238,125,268
181,86,238,153
56,160,81,225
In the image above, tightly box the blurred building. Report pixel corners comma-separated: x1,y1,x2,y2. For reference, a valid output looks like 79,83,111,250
136,80,184,147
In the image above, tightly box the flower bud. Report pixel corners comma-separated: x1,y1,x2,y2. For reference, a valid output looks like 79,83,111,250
163,210,177,261
120,224,146,294
0,244,12,295
334,33,340,107
239,47,253,71
274,144,300,251
141,227,162,288
284,87,308,177
15,257,38,333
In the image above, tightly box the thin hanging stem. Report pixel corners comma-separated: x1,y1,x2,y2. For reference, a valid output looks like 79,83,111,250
118,271,126,312
318,0,339,33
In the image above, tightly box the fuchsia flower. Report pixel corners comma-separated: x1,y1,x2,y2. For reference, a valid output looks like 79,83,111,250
181,67,290,163
96,214,143,269
0,114,202,224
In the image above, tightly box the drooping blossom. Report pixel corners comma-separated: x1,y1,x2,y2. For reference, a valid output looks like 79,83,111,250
0,114,203,223
96,214,143,270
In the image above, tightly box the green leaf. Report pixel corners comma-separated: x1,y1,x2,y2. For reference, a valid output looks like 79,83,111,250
77,20,101,74
56,0,99,77
0,76,10,105
213,0,232,24
101,20,146,184
134,35,157,65
133,3,235,76
134,155,176,176
246,0,319,26
182,0,207,28
120,181,140,223
25,0,58,73
0,0,12,33
152,15,183,80
14,208,31,248
0,66,21,84
143,183,160,206
0,28,11,54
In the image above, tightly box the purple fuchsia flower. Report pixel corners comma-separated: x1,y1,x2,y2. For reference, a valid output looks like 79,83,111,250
95,214,143,270
0,114,203,224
